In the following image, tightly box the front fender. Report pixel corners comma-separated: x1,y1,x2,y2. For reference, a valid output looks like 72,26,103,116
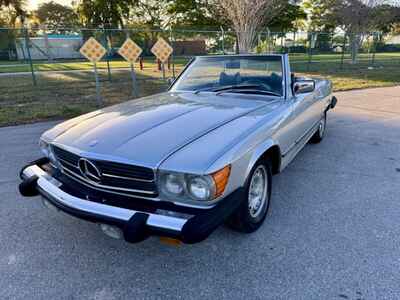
245,139,280,179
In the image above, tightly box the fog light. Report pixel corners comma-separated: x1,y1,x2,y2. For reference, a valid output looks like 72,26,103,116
100,224,123,239
159,236,182,246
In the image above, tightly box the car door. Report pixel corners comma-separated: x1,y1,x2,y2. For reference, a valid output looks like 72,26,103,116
293,90,316,137
280,87,317,162
311,79,332,122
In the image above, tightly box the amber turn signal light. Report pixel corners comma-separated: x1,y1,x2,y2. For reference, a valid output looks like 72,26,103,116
211,165,231,198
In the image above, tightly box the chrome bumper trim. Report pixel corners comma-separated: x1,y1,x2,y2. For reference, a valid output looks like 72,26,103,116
22,165,188,232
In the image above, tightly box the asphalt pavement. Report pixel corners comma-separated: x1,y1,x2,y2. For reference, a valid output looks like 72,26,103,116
1,86,400,299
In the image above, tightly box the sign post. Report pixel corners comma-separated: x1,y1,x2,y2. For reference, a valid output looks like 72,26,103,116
118,38,143,97
307,33,317,71
151,37,173,82
79,37,107,107
24,27,37,86
169,30,176,78
93,62,101,104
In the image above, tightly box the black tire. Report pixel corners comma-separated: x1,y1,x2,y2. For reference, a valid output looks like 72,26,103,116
227,159,272,233
310,113,327,144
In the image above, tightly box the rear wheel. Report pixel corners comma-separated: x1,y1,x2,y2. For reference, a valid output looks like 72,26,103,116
227,159,272,233
310,113,326,144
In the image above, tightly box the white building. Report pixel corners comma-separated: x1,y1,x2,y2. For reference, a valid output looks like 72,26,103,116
16,35,83,60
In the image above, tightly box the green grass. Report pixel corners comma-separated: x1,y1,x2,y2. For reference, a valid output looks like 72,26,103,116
0,57,190,73
290,56,400,91
0,53,399,127
0,69,172,127
289,52,400,62
1,53,399,73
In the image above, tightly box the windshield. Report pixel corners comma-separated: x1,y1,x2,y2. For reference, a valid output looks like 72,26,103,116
171,56,284,97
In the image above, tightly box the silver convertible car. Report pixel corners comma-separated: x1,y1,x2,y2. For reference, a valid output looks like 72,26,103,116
19,54,337,244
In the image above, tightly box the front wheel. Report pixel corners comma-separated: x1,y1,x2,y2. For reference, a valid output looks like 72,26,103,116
227,160,272,233
310,113,327,144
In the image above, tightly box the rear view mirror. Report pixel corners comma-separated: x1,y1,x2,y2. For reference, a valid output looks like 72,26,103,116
293,80,315,95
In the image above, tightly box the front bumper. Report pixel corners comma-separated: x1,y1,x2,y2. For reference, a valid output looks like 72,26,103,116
19,160,244,244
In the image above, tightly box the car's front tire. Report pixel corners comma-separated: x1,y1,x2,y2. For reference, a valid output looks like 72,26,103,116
227,159,272,233
310,113,327,144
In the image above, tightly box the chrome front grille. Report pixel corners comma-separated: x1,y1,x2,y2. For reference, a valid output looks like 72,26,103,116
52,146,157,196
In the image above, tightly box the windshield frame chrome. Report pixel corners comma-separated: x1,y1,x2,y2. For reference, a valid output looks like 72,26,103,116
169,54,286,98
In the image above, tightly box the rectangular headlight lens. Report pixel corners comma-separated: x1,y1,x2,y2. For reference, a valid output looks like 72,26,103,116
158,165,231,203
39,139,60,168
39,139,50,157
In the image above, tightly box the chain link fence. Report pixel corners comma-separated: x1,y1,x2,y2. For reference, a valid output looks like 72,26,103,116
0,27,399,126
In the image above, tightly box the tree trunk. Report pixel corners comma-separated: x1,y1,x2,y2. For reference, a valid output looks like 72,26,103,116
235,35,239,54
237,30,256,54
349,33,361,64
43,31,53,62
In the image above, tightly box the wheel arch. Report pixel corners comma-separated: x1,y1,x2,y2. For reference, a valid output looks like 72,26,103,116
245,140,282,179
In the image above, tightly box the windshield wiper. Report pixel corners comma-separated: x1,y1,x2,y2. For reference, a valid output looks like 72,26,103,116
194,84,281,97
216,88,281,97
194,84,262,94
211,84,264,93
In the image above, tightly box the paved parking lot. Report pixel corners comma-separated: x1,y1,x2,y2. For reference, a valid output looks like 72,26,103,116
1,86,400,299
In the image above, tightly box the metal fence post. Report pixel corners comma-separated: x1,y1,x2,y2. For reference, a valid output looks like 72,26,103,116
220,26,225,54
371,32,378,66
169,29,175,79
42,26,52,62
130,62,138,97
340,34,347,70
24,27,37,86
307,33,313,71
103,29,112,82
292,31,296,54
161,62,166,81
18,32,27,61
93,62,103,106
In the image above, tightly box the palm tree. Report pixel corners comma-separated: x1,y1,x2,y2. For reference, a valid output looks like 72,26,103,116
76,0,133,29
0,0,26,24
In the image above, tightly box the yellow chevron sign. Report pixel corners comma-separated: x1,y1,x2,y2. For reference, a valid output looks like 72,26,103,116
151,37,173,63
79,37,106,63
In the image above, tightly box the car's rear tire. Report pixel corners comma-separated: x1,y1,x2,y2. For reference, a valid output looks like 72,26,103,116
227,159,272,233
310,113,326,144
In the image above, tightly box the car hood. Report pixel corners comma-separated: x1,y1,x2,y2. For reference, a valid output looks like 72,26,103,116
44,92,274,169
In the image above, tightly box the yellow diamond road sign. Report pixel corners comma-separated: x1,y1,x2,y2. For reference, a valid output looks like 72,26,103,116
151,37,173,63
79,37,107,63
118,38,143,63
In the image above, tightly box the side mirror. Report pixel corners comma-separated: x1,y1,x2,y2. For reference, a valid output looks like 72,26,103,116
293,79,315,95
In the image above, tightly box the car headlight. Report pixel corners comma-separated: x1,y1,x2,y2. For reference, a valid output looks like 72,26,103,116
160,173,185,196
39,139,59,168
39,139,50,157
159,165,231,203
187,175,215,201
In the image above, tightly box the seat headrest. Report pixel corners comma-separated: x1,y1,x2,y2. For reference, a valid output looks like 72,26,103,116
219,72,241,86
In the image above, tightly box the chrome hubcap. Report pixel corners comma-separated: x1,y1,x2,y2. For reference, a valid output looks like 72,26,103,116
319,117,326,138
248,165,268,218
